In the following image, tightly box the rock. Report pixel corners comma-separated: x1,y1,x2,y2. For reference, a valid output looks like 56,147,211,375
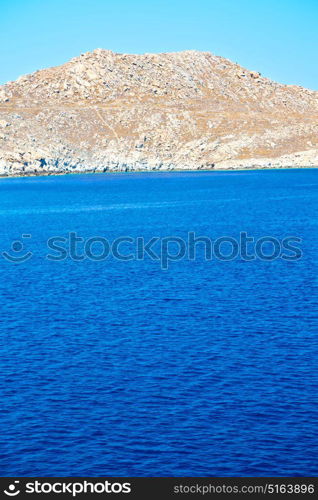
0,88,11,102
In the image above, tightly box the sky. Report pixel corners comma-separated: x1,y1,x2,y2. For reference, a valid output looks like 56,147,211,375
0,0,317,89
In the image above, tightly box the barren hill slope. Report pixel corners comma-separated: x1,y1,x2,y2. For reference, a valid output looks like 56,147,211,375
0,49,317,175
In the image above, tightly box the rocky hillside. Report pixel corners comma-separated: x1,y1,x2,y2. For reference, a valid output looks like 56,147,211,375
0,49,317,175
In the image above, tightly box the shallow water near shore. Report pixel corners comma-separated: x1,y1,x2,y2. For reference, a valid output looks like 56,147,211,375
1,169,318,476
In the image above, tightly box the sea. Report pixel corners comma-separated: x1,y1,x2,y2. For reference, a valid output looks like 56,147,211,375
0,168,317,477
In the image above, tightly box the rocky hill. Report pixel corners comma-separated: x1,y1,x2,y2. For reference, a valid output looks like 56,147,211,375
0,49,317,175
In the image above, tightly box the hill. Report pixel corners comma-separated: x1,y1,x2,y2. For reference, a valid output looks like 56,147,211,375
0,49,317,175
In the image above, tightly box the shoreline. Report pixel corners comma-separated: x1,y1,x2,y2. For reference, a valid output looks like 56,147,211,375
0,164,317,179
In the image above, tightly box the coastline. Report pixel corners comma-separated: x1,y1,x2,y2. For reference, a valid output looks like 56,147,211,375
1,146,317,179
0,163,317,179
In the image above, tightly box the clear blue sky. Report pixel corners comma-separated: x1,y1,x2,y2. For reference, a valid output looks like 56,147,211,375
0,0,317,89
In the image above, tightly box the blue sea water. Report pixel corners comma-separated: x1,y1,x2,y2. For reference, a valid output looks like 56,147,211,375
0,169,317,477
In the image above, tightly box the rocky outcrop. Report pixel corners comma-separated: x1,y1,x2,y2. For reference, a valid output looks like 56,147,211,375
0,49,317,176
